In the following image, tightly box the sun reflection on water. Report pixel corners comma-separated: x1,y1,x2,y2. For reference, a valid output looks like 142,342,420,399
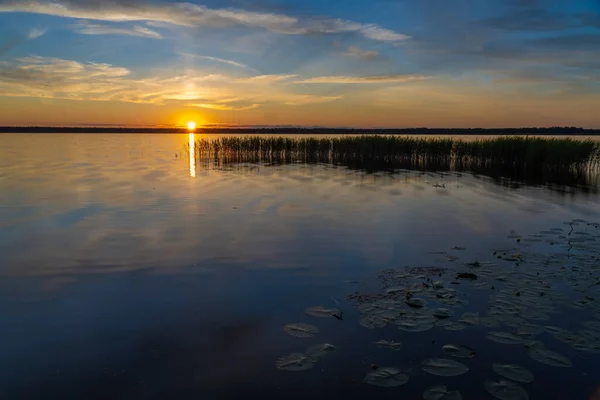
189,133,196,178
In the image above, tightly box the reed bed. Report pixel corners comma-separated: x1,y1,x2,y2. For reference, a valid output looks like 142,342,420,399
192,136,600,173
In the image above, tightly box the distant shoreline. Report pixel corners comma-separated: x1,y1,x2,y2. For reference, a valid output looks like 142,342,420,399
1,127,599,135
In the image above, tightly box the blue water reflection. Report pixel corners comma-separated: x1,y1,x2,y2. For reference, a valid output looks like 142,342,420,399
0,134,599,399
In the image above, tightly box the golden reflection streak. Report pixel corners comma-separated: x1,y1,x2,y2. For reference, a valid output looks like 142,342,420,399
189,133,196,177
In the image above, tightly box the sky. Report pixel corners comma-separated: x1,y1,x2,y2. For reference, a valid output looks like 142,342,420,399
0,0,599,128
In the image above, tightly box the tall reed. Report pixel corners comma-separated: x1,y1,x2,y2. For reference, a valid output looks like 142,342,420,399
192,135,600,173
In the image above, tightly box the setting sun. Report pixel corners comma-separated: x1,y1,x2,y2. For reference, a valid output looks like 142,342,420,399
187,121,197,130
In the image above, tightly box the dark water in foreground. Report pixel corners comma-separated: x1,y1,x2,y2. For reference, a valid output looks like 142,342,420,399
1,134,599,400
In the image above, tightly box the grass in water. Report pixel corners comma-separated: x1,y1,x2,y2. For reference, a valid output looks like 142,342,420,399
191,135,600,174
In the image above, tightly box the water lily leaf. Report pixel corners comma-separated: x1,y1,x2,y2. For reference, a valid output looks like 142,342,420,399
487,331,523,345
492,364,534,383
456,272,477,280
436,288,457,299
283,323,320,338
572,343,600,354
276,353,314,371
386,287,405,295
406,297,428,308
304,306,340,318
528,348,572,367
360,315,387,329
436,320,467,331
485,380,529,400
364,367,409,387
397,321,434,332
423,385,463,400
374,340,402,350
432,308,454,319
421,358,469,377
306,343,336,360
442,344,476,359
459,312,480,325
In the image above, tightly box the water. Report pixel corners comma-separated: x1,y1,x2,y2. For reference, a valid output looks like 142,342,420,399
1,134,599,399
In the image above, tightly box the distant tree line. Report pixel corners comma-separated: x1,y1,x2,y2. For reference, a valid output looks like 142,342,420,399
0,126,598,135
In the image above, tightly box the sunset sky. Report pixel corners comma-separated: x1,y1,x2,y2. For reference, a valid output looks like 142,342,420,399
0,0,599,128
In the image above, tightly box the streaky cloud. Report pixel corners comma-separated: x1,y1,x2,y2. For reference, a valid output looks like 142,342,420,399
0,56,342,107
345,46,379,60
237,74,298,83
27,27,47,39
191,55,253,71
73,21,163,39
0,0,410,42
296,75,429,84
190,103,261,111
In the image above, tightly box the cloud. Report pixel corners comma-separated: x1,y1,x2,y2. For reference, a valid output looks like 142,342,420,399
283,95,342,105
0,27,47,55
192,55,251,70
295,74,429,84
344,46,379,60
27,27,47,39
0,56,342,106
0,0,410,43
236,74,297,83
190,103,261,111
72,20,162,38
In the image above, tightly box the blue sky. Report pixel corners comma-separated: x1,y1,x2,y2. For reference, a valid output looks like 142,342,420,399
0,0,599,127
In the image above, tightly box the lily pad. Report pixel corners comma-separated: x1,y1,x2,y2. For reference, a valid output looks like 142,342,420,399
364,367,409,387
528,348,572,367
456,272,477,280
306,343,336,360
397,320,434,332
487,331,523,345
442,344,476,359
492,364,534,383
304,306,340,318
423,385,462,400
432,308,454,319
276,353,314,371
485,380,529,400
406,297,428,308
459,312,480,325
436,320,467,331
433,280,445,289
374,340,402,350
360,315,387,329
283,323,320,338
421,358,469,377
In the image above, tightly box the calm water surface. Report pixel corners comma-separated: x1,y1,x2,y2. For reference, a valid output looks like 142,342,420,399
1,134,599,399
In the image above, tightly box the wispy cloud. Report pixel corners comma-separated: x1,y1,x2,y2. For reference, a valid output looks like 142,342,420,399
72,21,162,39
236,74,297,83
284,95,342,105
27,27,47,39
345,46,379,60
0,56,342,106
295,75,428,84
190,103,261,111
0,0,410,43
192,55,252,70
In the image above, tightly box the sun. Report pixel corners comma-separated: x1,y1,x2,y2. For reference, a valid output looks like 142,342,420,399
187,121,197,131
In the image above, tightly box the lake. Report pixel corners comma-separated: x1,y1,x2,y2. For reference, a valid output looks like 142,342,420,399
1,133,599,400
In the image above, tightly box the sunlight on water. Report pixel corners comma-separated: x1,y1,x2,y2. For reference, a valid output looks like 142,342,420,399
189,133,196,178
